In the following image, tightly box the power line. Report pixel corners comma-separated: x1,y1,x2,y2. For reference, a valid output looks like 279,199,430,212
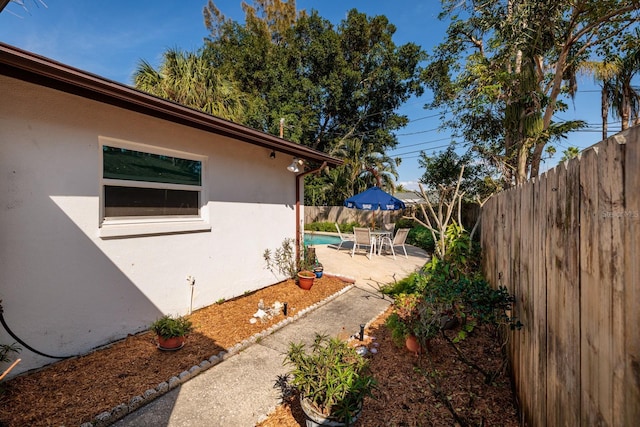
395,126,441,136
322,108,448,140
403,111,450,123
389,136,452,152
391,142,456,157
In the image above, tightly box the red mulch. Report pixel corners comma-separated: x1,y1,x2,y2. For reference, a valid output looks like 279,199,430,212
0,275,520,426
0,276,349,426
258,307,521,427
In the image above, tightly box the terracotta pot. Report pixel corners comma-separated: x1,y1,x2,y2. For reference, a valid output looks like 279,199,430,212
297,271,316,290
405,335,422,355
157,335,185,351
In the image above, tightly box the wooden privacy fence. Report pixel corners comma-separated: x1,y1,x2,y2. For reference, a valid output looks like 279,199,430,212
304,203,480,230
480,127,639,426
304,206,406,226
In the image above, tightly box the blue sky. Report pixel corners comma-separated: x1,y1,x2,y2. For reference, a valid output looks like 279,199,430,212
0,0,611,190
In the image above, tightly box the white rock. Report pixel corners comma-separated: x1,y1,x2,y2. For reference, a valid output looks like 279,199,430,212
253,308,267,318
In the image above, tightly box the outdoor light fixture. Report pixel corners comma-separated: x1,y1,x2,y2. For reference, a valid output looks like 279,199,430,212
287,157,304,173
270,150,276,159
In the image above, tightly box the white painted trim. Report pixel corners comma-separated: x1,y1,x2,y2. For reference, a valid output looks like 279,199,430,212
98,218,211,238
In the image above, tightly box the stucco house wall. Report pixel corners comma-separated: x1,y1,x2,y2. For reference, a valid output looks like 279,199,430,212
0,46,339,377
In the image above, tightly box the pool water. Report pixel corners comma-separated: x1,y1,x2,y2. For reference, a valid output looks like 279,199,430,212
304,233,342,246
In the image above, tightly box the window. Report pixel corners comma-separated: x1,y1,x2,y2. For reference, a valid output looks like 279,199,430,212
99,137,209,238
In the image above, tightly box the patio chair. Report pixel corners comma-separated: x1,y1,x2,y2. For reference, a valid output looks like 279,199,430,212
351,227,376,259
378,228,410,259
335,223,355,251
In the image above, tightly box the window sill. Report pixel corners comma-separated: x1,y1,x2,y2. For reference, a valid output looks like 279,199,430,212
99,219,211,239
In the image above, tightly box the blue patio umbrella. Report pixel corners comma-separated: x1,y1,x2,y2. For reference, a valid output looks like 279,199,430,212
344,186,406,227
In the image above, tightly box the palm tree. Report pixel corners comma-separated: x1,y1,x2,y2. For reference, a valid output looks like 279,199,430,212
609,48,640,132
560,146,580,162
330,138,400,199
580,61,618,140
362,151,401,192
581,39,640,139
134,48,250,123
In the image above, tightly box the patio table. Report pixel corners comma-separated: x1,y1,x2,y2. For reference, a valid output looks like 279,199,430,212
370,230,392,255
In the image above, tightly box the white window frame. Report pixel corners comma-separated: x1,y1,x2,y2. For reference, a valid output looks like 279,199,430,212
98,136,210,238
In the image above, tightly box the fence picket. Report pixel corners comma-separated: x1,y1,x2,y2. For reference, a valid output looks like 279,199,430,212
480,126,640,425
623,132,640,425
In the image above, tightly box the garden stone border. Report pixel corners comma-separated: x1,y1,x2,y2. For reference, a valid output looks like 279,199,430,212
82,279,356,427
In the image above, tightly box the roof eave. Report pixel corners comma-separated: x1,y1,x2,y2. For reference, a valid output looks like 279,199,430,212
0,42,343,167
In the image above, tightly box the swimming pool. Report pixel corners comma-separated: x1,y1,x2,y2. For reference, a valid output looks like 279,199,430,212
304,233,342,246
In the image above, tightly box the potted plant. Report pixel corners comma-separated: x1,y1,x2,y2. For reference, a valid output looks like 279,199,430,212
313,262,324,278
150,314,193,351
284,333,376,426
297,270,316,290
385,293,439,355
297,245,319,289
264,239,321,290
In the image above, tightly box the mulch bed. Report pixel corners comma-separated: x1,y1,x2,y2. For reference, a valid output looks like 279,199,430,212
0,276,350,426
0,274,520,426
258,307,521,427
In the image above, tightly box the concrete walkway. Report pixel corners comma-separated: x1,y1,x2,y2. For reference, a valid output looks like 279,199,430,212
111,242,429,427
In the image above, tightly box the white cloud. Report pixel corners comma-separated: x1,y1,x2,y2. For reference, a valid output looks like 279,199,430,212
398,180,421,191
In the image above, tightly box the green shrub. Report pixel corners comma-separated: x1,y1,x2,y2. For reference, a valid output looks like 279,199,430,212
305,221,360,233
284,334,376,422
407,225,436,253
0,341,21,396
392,218,436,253
0,342,21,366
385,311,410,347
385,223,520,347
380,272,424,296
304,222,332,232
150,314,193,339
263,238,297,278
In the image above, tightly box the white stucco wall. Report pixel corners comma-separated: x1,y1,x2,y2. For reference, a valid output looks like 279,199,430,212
0,75,301,376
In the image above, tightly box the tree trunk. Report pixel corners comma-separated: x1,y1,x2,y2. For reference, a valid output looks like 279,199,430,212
516,142,529,184
621,95,630,131
531,45,571,178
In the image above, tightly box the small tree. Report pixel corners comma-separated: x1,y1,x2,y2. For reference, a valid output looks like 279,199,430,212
409,148,497,259
263,238,297,279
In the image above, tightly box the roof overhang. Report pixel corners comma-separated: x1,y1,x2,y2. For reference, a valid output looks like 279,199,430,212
0,42,343,167
0,1,10,14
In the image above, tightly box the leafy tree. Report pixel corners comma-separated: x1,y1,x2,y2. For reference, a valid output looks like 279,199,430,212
410,146,499,257
203,1,424,203
419,145,498,201
423,0,640,185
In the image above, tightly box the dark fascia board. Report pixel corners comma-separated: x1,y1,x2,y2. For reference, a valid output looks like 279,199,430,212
0,42,343,167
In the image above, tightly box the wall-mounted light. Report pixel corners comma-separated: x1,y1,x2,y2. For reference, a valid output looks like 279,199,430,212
287,157,304,173
270,150,276,159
